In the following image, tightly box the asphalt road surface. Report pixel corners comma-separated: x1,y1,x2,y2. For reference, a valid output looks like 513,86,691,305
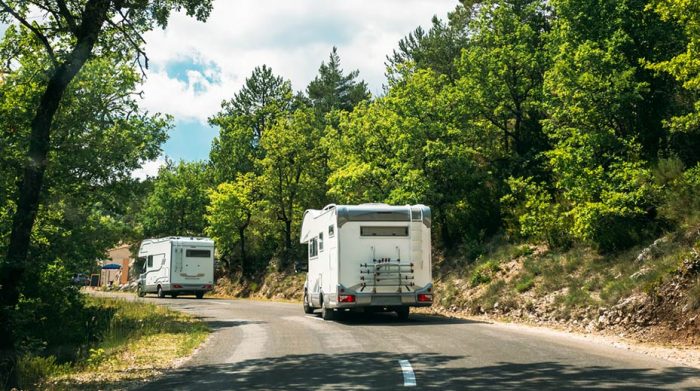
123,295,700,390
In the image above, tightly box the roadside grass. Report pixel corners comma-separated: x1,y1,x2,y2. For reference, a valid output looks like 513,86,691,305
20,296,208,390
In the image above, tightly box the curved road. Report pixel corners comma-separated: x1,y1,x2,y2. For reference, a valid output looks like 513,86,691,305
127,295,700,390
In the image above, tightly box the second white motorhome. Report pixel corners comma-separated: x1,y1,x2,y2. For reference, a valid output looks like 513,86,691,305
300,204,433,320
137,237,215,299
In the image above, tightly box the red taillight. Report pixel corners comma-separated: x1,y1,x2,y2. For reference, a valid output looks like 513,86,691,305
202,284,212,289
338,294,355,303
173,284,183,289
417,293,433,302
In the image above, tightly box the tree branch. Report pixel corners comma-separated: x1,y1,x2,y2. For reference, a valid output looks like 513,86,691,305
0,0,59,68
56,0,78,33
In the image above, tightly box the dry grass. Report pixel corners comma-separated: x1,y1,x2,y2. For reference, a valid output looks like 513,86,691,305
28,297,209,390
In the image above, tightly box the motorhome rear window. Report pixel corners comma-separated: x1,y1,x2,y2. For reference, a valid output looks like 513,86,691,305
186,249,211,258
360,226,409,237
348,210,410,221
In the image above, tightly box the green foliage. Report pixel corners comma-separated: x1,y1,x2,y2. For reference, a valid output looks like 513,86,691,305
659,162,700,225
515,274,535,293
470,259,501,287
307,47,370,116
140,161,211,238
648,0,700,158
503,177,570,248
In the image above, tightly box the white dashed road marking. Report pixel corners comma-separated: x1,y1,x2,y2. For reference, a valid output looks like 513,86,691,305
398,359,416,387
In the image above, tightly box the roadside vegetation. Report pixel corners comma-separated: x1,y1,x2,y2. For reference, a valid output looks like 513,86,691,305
17,296,208,391
2,0,700,387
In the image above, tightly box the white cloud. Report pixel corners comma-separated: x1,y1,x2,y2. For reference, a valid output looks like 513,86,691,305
140,0,458,123
131,158,166,180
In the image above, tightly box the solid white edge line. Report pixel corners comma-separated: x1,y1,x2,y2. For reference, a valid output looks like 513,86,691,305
398,359,416,387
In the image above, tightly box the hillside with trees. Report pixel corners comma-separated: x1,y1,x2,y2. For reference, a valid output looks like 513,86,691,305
1,0,700,387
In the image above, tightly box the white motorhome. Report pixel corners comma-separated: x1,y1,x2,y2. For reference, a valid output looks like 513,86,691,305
300,204,433,320
136,237,215,299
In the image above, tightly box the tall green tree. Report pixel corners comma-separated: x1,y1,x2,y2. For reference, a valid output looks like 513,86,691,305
326,69,499,249
306,47,370,116
648,0,700,165
387,4,473,81
258,109,324,268
209,65,293,182
141,161,211,238
206,173,258,276
0,1,211,384
456,0,550,178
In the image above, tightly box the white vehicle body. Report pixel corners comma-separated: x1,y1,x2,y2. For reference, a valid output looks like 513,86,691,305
300,204,433,318
137,237,215,298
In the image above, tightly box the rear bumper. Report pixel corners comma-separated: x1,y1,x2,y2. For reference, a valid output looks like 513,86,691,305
328,283,433,309
160,283,213,293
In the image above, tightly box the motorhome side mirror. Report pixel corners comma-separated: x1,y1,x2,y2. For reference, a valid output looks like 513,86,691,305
137,257,146,272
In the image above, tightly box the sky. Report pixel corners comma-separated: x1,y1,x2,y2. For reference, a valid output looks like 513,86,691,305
131,0,459,178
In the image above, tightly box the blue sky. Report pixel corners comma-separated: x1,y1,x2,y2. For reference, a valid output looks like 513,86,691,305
1,1,459,177
135,0,460,173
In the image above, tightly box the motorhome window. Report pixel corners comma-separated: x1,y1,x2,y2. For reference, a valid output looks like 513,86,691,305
186,249,211,258
147,255,153,268
309,238,318,258
347,210,410,222
361,226,409,237
411,209,422,220
328,225,335,237
319,232,324,252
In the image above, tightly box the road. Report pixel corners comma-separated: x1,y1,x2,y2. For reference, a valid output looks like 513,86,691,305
124,295,700,390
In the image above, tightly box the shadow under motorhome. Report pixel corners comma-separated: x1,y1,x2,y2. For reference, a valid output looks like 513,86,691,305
300,204,433,320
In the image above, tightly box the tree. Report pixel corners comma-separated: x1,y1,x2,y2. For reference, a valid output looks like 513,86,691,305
306,47,370,116
0,3,191,379
325,69,499,250
530,0,676,250
141,161,211,238
206,173,258,276
209,65,293,182
648,0,700,165
387,4,473,81
456,0,550,177
258,109,324,269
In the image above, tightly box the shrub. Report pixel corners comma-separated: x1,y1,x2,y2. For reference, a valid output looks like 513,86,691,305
515,274,535,292
470,259,500,287
502,177,571,249
660,162,700,226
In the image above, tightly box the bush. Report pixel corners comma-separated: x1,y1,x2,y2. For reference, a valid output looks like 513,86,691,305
660,162,700,226
16,355,69,391
515,274,535,292
470,259,500,287
502,177,571,249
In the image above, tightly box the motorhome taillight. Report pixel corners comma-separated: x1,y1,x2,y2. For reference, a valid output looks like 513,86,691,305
417,293,433,302
202,284,212,289
338,294,355,303
173,284,183,288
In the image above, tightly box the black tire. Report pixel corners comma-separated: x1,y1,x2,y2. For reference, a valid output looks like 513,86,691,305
303,291,314,314
171,293,178,299
396,307,410,321
157,286,165,298
195,292,204,299
322,303,335,321
137,284,146,298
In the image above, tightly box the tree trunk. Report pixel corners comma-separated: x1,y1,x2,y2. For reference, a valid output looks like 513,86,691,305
0,1,111,386
284,219,292,270
239,227,247,276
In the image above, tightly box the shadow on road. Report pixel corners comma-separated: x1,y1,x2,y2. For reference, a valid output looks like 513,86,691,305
130,352,700,390
318,311,490,326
